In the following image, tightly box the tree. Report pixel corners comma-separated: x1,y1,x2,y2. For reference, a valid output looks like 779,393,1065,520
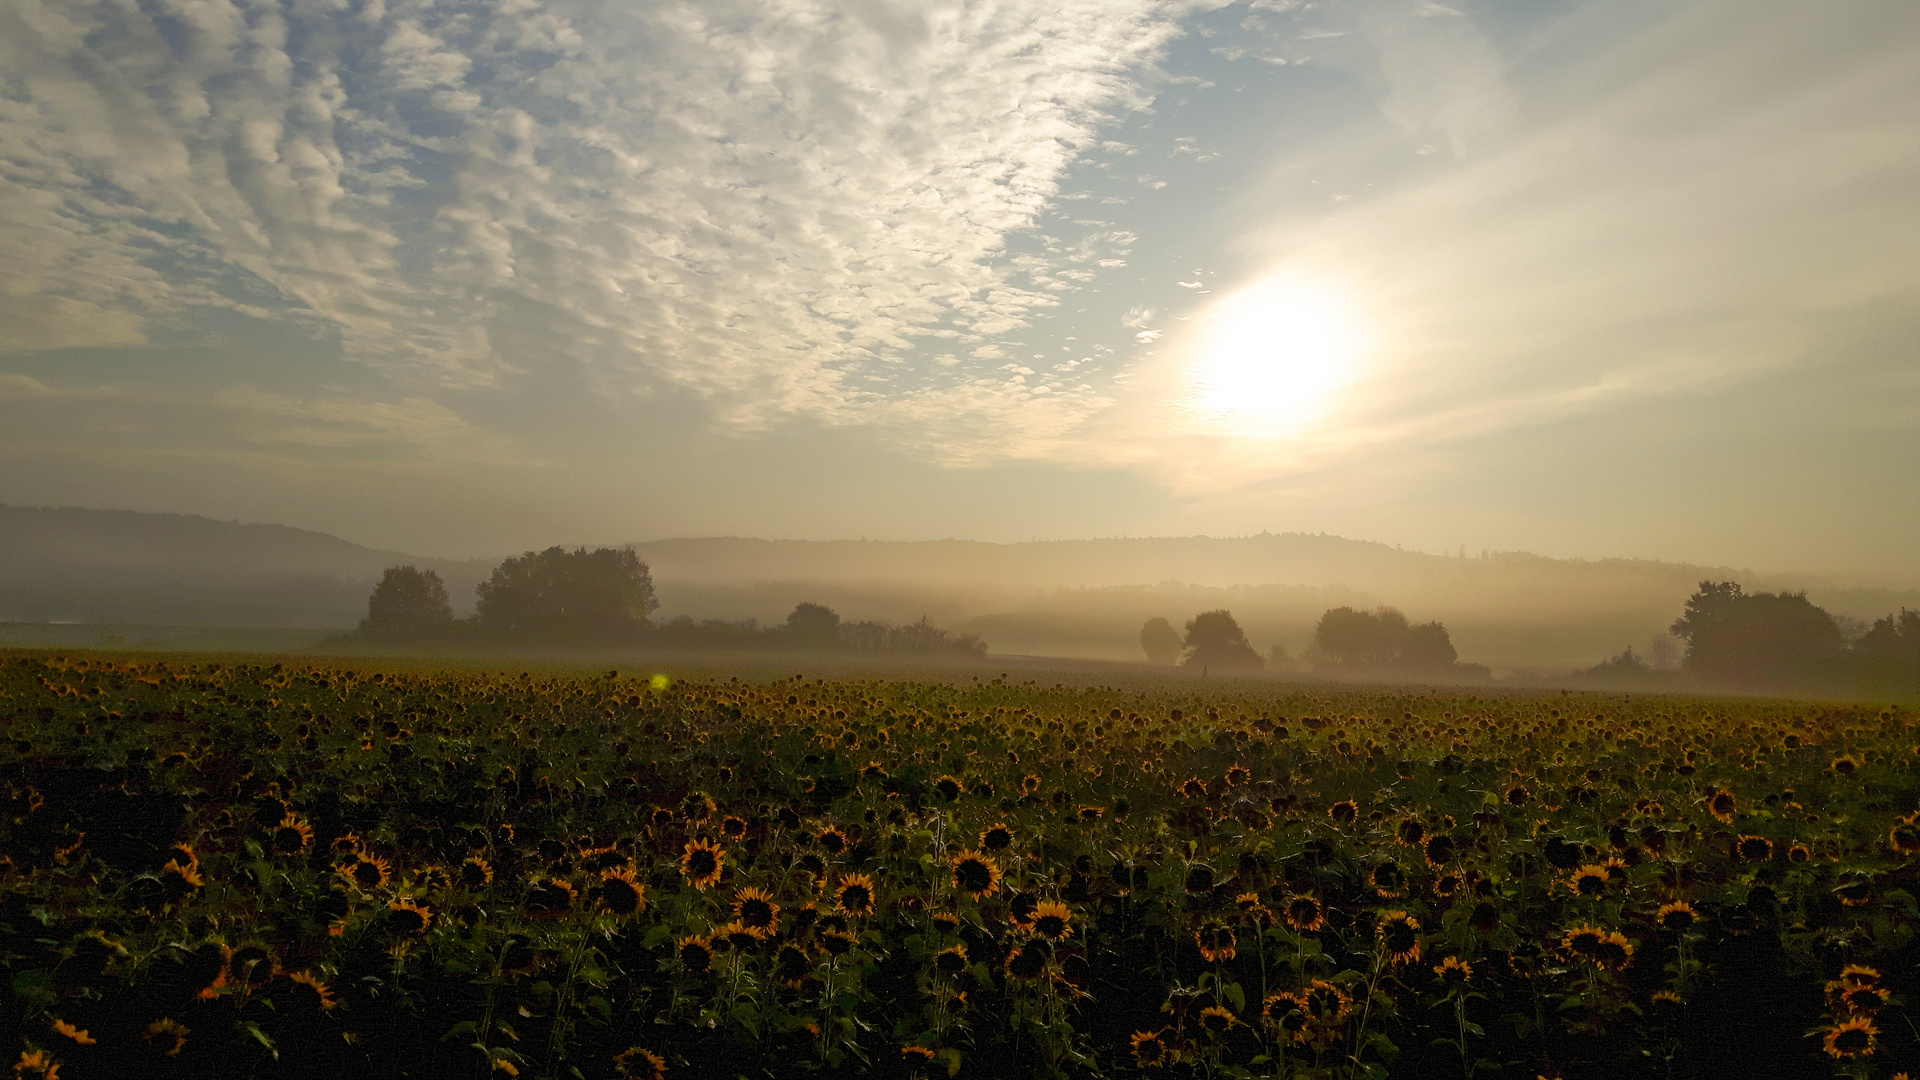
1669,580,1843,685
1312,606,1460,670
361,567,453,639
1182,610,1265,675
1140,617,1182,665
783,602,843,651
474,546,657,640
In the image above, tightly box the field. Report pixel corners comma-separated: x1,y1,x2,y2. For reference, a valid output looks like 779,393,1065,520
0,652,1915,1080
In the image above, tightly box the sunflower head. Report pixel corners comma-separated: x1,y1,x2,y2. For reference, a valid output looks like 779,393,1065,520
1030,900,1072,942
1657,901,1698,931
1198,1005,1236,1035
1568,865,1610,897
1128,1029,1170,1067
933,944,968,976
731,886,778,929
1285,895,1325,932
1194,922,1236,962
834,873,876,916
951,850,1000,899
1377,911,1421,964
386,899,433,936
598,870,647,918
1822,1016,1877,1059
679,839,725,890
1433,955,1472,986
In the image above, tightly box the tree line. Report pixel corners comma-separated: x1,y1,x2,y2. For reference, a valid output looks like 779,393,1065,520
350,548,985,657
1137,606,1488,678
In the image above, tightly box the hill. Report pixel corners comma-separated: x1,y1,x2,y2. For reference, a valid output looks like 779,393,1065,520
3,506,1915,671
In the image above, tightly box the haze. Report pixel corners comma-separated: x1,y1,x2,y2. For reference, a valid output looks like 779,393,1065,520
1,0,1915,582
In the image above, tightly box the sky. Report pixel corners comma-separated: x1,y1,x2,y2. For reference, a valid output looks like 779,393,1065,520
1,0,1915,579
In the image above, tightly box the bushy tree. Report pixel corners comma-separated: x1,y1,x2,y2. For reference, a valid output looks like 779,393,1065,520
1312,606,1459,670
1182,610,1265,674
783,602,843,651
1670,581,1842,685
1139,617,1182,665
361,566,454,640
474,546,657,640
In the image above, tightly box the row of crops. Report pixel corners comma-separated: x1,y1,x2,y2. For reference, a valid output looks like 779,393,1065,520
0,653,1915,1078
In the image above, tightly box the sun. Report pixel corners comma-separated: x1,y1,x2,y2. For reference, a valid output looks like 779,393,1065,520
1184,275,1362,436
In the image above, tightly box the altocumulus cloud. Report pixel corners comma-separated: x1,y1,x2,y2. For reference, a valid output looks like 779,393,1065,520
0,0,1193,455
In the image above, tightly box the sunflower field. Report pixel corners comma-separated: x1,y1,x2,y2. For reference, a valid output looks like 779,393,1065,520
1,653,1916,1079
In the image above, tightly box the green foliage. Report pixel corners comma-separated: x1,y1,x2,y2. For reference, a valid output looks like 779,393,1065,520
361,566,454,640
1182,610,1265,674
474,546,658,641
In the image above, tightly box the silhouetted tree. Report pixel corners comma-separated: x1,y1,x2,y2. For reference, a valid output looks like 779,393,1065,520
1670,580,1842,685
1402,621,1459,668
474,546,657,641
1140,617,1182,665
1312,606,1460,671
783,602,843,652
1182,610,1265,674
361,566,453,640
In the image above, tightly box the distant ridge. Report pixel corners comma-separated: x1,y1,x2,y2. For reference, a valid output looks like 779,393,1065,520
2,505,1914,669
0,505,488,627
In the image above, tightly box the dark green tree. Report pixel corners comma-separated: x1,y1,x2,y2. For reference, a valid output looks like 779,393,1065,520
474,547,657,640
1669,581,1842,686
1182,610,1265,674
1139,617,1182,665
361,566,453,640
1312,606,1459,670
783,602,843,651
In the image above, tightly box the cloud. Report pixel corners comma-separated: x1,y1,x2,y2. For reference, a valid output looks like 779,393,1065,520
0,0,1193,443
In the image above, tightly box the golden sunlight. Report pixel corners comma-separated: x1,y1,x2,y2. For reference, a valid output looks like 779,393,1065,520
1183,274,1363,437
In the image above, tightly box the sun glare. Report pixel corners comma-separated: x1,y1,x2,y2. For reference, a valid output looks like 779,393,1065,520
1184,275,1362,437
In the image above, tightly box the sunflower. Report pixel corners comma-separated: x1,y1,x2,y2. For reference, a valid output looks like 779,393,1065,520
818,928,856,957
1194,923,1236,962
1504,785,1530,807
834,873,876,916
460,856,494,888
162,857,205,891
51,1018,95,1045
900,1046,935,1064
816,826,847,854
979,823,1013,851
1706,789,1736,823
613,1046,668,1080
1656,901,1698,931
1839,964,1881,987
1423,835,1455,869
933,944,968,976
680,839,725,890
1567,864,1610,897
1433,956,1472,987
1030,900,1073,942
718,920,764,950
1735,835,1773,861
1377,911,1421,964
1007,892,1039,927
1178,777,1207,798
229,945,276,989
1828,980,1889,1014
272,813,314,856
1433,872,1464,898
285,970,337,1010
930,911,960,933
950,851,1000,899
1371,861,1406,899
1299,979,1351,1023
676,935,713,973
1285,895,1326,932
597,869,647,917
1020,773,1041,795
144,1017,189,1055
1788,843,1812,863
774,944,812,987
1591,931,1634,969
933,775,965,801
1004,942,1047,980
386,899,433,936
331,832,365,857
1822,1016,1877,1059
1198,1005,1236,1035
731,887,778,929
1225,764,1251,786
13,1050,59,1079
720,815,749,840
1561,925,1606,959
338,852,391,892
1129,1029,1170,1067
1889,816,1920,856
1830,755,1862,777
524,877,577,918
1396,818,1426,846
1329,800,1359,825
